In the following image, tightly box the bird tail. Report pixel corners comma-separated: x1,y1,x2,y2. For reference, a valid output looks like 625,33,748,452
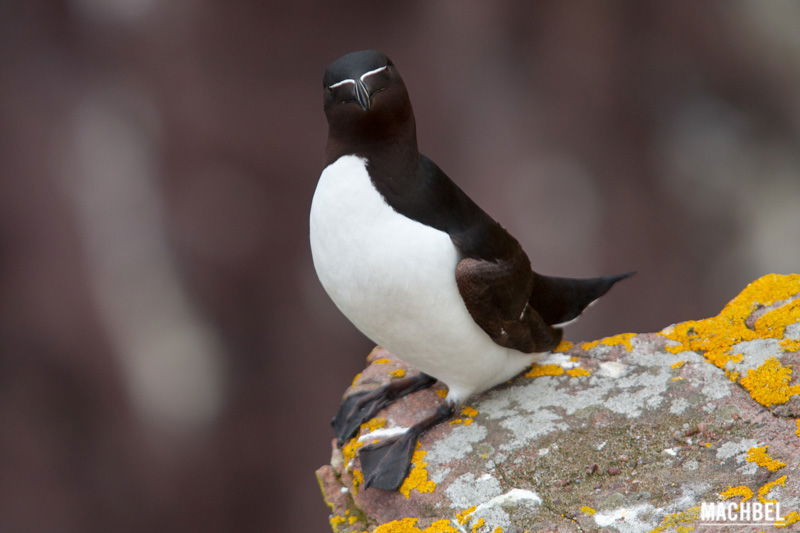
530,271,634,327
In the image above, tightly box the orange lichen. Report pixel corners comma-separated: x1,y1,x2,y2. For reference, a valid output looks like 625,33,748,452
719,485,753,503
776,511,800,528
582,332,636,352
470,517,485,533
435,388,448,398
567,367,591,378
492,528,503,533
390,368,407,378
660,274,800,407
746,446,786,471
757,475,787,504
580,505,597,515
524,364,565,378
398,443,436,498
739,358,800,407
671,360,686,369
374,358,391,364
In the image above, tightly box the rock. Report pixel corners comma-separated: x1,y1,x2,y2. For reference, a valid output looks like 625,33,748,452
317,274,800,532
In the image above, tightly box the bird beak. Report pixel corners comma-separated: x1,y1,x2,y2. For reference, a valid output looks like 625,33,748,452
354,80,370,111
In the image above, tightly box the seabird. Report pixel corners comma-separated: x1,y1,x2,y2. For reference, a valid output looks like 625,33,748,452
310,50,633,491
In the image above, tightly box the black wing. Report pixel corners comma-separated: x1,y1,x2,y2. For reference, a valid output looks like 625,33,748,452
368,154,628,353
368,154,561,352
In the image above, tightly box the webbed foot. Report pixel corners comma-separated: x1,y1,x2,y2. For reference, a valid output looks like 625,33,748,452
331,373,436,446
359,403,454,491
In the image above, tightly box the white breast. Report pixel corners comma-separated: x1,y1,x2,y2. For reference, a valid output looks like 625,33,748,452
309,155,540,403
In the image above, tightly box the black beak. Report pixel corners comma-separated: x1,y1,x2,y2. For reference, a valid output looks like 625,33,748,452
354,80,370,111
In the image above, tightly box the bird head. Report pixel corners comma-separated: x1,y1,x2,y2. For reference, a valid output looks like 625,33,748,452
322,50,414,143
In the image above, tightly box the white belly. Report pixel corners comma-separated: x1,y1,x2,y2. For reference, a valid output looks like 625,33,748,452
309,155,539,403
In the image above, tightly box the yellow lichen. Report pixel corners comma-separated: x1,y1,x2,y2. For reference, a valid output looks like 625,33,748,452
461,406,478,417
671,377,684,381
398,443,436,498
580,505,597,515
361,417,386,432
780,338,800,352
524,364,565,378
796,419,800,438
746,445,786,471
435,389,448,398
390,368,407,378
555,340,574,352
351,372,363,387
470,517,485,533
371,519,459,533
342,437,364,475
582,332,636,352
373,518,419,533
740,358,800,407
449,418,463,425
330,515,346,529
776,511,800,528
567,367,592,378
456,506,477,525
755,298,800,338
671,360,686,369
425,520,459,533
351,469,364,494
650,506,700,533
757,475,787,504
660,274,800,407
719,485,753,503
374,358,391,364
492,528,503,533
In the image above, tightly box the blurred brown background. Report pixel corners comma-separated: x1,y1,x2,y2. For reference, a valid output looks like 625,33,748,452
1,1,799,531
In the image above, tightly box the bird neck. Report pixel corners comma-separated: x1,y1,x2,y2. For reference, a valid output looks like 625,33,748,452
325,114,418,169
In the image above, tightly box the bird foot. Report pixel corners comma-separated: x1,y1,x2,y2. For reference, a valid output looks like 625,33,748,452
331,373,437,446
360,431,417,491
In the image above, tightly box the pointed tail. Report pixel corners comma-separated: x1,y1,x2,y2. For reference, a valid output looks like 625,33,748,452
530,271,634,327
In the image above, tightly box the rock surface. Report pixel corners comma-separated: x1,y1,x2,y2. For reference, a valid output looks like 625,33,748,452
317,274,800,532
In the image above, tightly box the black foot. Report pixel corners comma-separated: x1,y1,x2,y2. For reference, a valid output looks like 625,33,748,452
360,431,418,490
359,403,454,491
331,390,382,447
331,373,436,446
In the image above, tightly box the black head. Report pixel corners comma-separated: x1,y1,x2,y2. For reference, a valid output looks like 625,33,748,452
323,50,416,155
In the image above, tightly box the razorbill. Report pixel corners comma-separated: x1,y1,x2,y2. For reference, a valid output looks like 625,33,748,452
310,49,633,491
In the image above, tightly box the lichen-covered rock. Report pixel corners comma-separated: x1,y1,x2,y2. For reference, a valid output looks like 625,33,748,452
317,274,800,532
